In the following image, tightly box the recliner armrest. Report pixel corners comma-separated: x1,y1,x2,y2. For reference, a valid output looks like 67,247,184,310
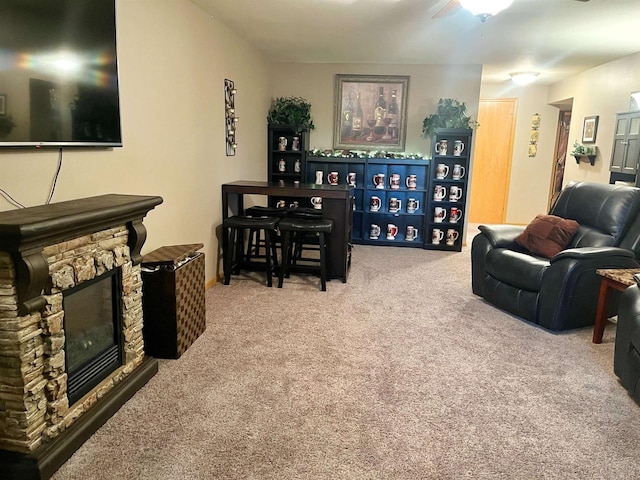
478,224,526,248
551,246,636,263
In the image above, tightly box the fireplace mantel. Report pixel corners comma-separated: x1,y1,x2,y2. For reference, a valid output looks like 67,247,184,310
0,194,163,315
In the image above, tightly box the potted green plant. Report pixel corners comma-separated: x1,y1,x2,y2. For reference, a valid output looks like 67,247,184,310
267,96,315,133
0,116,16,138
421,98,478,138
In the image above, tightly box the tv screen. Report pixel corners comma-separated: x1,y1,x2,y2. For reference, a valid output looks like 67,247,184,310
0,0,122,148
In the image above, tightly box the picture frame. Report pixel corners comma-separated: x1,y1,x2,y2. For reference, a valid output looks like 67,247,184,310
582,115,599,143
333,74,409,151
0,94,5,116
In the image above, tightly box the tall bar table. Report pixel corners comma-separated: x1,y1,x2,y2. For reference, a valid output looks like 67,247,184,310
221,181,354,282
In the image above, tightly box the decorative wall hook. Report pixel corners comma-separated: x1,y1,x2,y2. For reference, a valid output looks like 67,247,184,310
225,79,237,156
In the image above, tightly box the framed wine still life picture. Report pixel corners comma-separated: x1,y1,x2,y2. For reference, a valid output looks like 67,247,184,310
334,74,409,151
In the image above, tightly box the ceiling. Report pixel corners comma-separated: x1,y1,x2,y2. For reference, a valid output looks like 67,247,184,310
191,0,640,85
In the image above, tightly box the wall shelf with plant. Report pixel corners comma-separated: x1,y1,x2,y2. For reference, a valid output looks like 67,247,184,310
572,141,597,166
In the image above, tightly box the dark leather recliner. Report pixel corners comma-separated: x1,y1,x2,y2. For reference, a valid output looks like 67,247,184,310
471,181,640,331
615,277,640,400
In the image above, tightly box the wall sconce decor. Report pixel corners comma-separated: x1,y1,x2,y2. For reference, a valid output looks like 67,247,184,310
225,79,238,156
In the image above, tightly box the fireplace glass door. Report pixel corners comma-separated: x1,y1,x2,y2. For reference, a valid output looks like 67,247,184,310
63,268,123,405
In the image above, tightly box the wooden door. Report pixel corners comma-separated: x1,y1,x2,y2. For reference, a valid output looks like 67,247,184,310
468,99,517,223
548,110,571,209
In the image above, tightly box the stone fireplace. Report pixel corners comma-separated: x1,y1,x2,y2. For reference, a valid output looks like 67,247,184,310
0,194,162,479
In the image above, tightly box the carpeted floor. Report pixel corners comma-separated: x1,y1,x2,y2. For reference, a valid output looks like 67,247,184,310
52,235,640,479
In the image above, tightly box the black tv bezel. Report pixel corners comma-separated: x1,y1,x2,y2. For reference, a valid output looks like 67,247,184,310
0,0,123,149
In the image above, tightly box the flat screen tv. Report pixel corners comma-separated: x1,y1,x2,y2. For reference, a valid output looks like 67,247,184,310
0,0,122,148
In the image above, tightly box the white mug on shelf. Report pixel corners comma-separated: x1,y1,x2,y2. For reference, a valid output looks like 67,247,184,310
452,164,466,180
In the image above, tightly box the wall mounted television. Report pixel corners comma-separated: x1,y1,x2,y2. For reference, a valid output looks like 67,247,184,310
0,0,122,148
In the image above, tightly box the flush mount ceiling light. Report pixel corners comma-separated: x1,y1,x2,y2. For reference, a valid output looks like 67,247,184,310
459,0,514,22
510,72,540,86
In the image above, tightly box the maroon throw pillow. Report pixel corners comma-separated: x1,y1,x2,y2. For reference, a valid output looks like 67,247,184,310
514,214,580,258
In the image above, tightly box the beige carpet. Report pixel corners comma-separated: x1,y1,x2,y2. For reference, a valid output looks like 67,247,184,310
52,235,640,479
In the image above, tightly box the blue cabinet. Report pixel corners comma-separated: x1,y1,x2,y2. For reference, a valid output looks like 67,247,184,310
306,156,430,248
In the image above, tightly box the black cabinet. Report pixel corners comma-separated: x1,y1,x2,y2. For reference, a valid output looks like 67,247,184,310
425,128,473,252
268,124,308,183
610,112,640,180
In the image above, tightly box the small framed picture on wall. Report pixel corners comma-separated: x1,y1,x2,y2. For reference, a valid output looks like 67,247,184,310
582,115,599,143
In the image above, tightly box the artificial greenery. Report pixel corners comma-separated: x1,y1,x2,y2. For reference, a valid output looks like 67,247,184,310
421,98,478,138
267,96,315,133
0,116,15,137
572,140,596,156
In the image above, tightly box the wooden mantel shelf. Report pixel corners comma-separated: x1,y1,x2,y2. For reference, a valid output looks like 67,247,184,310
0,194,163,315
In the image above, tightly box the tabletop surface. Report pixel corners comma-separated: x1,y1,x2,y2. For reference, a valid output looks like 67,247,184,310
596,268,640,286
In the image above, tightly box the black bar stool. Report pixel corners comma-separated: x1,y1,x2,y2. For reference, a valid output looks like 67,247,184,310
222,215,279,286
245,206,290,262
287,207,323,262
277,217,333,291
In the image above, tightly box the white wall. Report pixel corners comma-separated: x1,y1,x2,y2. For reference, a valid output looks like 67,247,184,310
269,63,482,156
0,0,272,285
548,51,640,187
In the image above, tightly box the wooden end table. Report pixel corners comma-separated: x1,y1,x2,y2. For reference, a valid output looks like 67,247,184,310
592,268,640,343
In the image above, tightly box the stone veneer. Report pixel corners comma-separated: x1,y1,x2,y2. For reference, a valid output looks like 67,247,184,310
0,225,145,454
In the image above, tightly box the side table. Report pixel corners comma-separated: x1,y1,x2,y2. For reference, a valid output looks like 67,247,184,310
593,268,640,344
141,243,206,358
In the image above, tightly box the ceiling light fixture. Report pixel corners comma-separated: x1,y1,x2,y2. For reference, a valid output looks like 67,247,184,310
459,0,514,22
510,72,540,86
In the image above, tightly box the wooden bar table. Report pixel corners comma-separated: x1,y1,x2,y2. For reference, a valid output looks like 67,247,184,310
222,181,354,282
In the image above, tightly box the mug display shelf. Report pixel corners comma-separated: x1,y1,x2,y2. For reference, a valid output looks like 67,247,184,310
426,128,473,252
306,156,430,248
268,124,309,207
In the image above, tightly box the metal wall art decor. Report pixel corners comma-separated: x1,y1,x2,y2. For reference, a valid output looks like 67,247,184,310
334,74,409,151
582,115,598,143
224,79,238,156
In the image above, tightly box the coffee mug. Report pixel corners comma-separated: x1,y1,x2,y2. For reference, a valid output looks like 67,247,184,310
327,171,339,185
278,136,287,151
432,228,444,245
310,197,322,210
434,207,447,223
370,224,381,239
370,196,381,212
453,140,465,156
388,197,402,213
449,185,463,202
407,198,420,213
435,139,448,155
386,224,398,240
347,172,357,186
406,174,418,190
292,136,300,151
389,173,401,190
289,201,299,209
436,164,449,179
373,173,385,189
446,229,459,246
315,170,323,185
278,158,286,172
450,207,463,223
276,200,286,208
434,185,446,201
452,164,466,180
406,225,419,241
